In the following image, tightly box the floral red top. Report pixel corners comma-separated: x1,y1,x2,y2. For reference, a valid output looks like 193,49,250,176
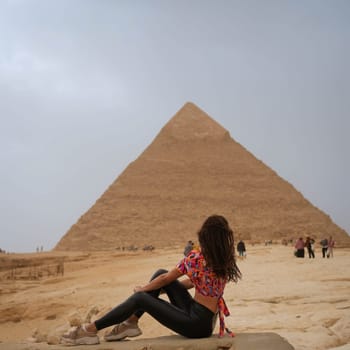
176,249,234,337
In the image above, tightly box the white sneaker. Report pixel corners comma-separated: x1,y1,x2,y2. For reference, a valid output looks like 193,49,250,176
61,325,99,345
104,322,142,341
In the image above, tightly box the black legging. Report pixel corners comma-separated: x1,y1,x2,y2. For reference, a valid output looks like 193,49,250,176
307,247,315,258
94,269,216,338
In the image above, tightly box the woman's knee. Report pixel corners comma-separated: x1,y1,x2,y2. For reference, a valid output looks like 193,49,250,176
150,268,168,280
132,291,159,311
131,291,149,306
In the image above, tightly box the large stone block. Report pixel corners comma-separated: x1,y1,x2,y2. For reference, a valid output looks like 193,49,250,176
0,332,294,350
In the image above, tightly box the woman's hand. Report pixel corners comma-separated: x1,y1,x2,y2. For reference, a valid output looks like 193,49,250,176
133,286,144,293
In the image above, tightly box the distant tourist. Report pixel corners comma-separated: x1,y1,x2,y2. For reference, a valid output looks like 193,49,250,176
61,215,242,345
305,237,315,258
183,240,194,256
320,238,329,258
294,237,305,258
327,236,335,258
237,240,246,258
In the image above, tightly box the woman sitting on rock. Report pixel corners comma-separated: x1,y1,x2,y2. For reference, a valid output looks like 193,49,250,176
61,214,242,345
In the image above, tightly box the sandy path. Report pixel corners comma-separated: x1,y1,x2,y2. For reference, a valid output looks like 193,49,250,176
0,245,349,350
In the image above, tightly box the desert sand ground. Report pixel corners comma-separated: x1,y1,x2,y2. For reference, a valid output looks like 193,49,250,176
0,245,349,350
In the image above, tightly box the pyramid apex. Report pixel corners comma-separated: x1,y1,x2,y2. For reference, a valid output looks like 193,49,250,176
159,102,230,142
182,101,199,108
177,101,206,114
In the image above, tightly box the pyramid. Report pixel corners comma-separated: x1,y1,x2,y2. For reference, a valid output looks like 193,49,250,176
55,102,350,250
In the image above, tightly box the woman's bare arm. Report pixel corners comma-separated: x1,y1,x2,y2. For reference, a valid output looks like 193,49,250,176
180,278,194,290
134,268,183,293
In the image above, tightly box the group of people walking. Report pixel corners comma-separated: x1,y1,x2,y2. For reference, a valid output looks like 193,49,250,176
294,236,335,258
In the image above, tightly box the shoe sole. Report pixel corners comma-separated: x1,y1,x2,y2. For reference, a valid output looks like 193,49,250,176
104,328,142,341
61,336,100,345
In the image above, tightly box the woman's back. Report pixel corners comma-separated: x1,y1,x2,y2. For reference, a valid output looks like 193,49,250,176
177,249,226,299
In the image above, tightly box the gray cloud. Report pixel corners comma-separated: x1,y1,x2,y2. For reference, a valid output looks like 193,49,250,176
1,0,349,252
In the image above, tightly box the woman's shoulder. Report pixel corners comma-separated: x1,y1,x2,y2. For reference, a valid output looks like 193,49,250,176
186,249,207,269
187,249,202,259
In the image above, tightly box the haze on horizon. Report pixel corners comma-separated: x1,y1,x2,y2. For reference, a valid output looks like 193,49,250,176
1,1,349,252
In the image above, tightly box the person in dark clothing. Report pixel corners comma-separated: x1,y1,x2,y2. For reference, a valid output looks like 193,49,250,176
305,237,315,258
237,240,246,258
320,238,328,258
183,240,194,256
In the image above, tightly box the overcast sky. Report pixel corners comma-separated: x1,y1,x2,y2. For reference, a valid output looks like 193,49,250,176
1,0,349,252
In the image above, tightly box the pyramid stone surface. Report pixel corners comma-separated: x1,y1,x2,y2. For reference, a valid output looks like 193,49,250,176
55,102,350,250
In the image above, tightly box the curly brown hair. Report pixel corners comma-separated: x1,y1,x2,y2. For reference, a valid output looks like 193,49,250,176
197,215,241,282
